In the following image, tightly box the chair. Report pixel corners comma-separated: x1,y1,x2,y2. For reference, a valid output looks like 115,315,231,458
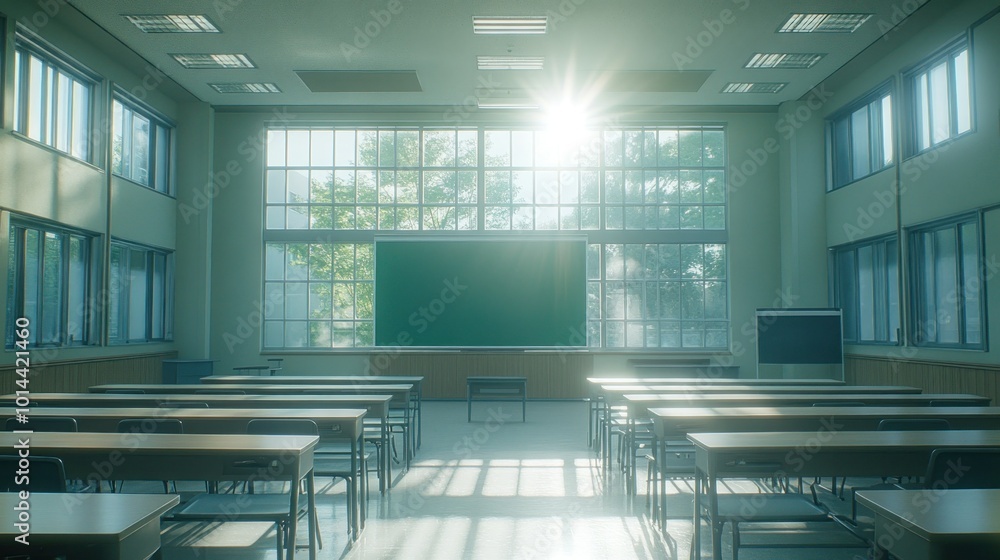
850,418,952,520
0,455,67,492
924,448,1000,489
4,417,78,432
116,418,185,493
706,482,865,560
810,403,865,497
246,418,369,539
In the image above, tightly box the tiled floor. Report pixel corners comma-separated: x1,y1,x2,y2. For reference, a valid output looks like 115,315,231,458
158,401,874,559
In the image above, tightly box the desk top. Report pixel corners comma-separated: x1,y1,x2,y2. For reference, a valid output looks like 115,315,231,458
203,375,424,384
4,392,392,407
0,431,319,454
603,384,920,394
689,430,1000,452
587,377,844,385
624,393,989,406
91,383,413,394
0,493,179,537
857,489,1000,538
467,376,527,382
649,406,1000,421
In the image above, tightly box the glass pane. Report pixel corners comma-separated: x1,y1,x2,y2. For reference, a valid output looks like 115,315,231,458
284,282,307,320
485,130,511,166
929,61,950,145
22,231,41,342
40,232,63,344
55,72,71,152
953,50,971,134
128,249,147,341
335,130,356,166
850,107,870,179
151,253,165,339
155,125,170,192
838,249,858,341
423,130,456,167
933,227,959,343
357,130,378,166
857,245,875,341
71,80,89,160
887,240,900,343
833,117,851,186
915,74,931,151
132,112,150,185
960,222,981,344
286,130,310,167
397,130,419,166
310,129,334,167
881,95,893,166
67,237,87,343
27,55,44,141
267,130,286,166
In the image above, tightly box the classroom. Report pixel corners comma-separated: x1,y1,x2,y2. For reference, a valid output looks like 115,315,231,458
0,0,999,558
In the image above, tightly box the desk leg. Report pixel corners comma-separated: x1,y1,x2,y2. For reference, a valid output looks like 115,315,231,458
288,471,300,560
709,472,721,560
306,471,317,560
467,384,472,422
627,415,636,496
416,387,422,449
692,469,702,560
383,419,391,490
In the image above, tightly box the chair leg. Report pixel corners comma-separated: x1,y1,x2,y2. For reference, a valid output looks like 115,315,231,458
276,521,284,560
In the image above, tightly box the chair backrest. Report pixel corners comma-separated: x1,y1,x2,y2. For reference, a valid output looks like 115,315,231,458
924,448,1000,489
195,389,246,395
246,418,319,436
105,389,146,394
158,401,210,408
4,417,78,432
811,402,866,407
117,418,184,435
0,455,67,492
929,399,984,407
877,419,951,431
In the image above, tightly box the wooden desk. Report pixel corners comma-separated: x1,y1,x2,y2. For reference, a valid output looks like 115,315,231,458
0,432,318,560
466,376,527,422
203,374,426,449
857,489,1000,560
689,430,1000,560
2,393,394,494
602,384,920,395
647,406,1000,529
215,373,426,456
613,393,990,494
0,493,178,559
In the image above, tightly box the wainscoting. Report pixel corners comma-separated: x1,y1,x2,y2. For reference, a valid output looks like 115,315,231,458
368,352,596,399
0,352,175,394
846,354,1000,405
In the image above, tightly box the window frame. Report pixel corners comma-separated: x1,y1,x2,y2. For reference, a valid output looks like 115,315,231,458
108,240,174,344
903,35,974,157
112,91,174,195
907,212,987,350
12,30,99,164
826,81,894,191
828,234,900,346
5,218,99,348
262,125,729,351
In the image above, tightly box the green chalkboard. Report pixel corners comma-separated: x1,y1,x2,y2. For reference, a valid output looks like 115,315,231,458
375,238,587,347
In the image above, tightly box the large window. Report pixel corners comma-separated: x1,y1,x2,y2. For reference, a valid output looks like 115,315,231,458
909,215,984,349
5,220,96,347
13,34,95,162
907,39,972,154
264,126,728,349
830,237,900,344
109,242,173,343
828,86,893,190
112,95,173,193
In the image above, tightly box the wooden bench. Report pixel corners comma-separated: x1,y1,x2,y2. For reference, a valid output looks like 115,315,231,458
466,376,526,422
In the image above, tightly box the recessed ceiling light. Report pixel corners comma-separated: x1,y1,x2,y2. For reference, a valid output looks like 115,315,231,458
477,98,541,110
172,54,256,69
778,13,871,33
473,17,547,34
722,82,786,94
745,53,825,69
477,56,545,70
124,15,219,33
210,82,282,93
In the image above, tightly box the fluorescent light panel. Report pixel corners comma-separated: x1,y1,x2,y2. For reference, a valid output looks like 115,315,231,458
210,82,281,93
125,15,219,33
477,99,540,109
779,13,871,33
722,82,786,94
172,54,256,69
477,56,544,70
473,17,547,34
746,53,825,69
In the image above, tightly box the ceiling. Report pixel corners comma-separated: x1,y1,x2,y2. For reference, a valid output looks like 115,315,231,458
67,0,936,110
